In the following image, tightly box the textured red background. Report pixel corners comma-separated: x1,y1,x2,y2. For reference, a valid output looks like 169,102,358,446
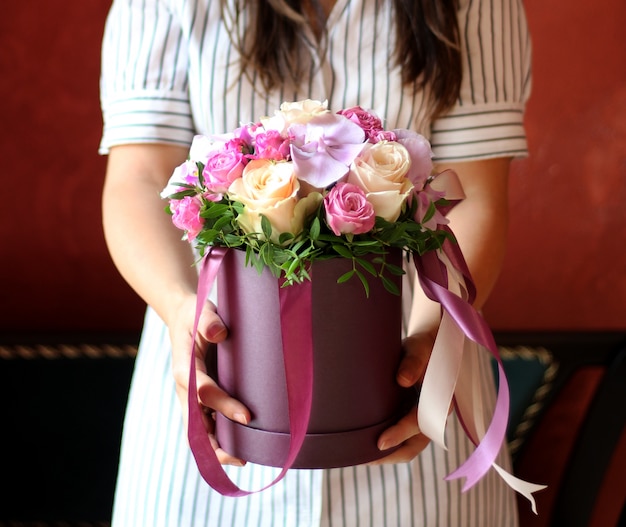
484,0,626,330
1,0,624,333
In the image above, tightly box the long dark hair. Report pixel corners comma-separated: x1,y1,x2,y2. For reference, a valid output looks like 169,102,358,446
223,0,462,119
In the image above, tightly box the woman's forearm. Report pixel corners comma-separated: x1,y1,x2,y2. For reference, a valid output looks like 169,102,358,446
102,144,197,326
406,157,511,336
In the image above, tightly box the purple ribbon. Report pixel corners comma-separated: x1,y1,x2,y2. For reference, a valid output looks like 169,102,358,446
187,246,314,496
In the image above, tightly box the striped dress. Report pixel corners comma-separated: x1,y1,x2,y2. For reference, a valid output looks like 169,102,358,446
99,0,532,525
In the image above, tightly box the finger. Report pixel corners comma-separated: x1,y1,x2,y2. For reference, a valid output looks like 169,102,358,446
368,434,431,465
208,433,247,466
197,374,250,426
377,408,420,452
199,407,247,466
397,334,433,387
197,300,228,344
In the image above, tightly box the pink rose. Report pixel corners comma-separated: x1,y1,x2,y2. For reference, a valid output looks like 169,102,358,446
253,129,290,160
170,195,204,241
203,144,247,193
324,182,376,236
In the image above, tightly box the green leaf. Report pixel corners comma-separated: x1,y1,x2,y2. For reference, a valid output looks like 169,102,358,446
351,240,380,248
385,263,405,276
201,204,230,219
251,252,265,274
336,269,355,284
168,189,198,200
211,215,232,231
331,244,353,259
260,242,274,265
422,202,437,223
261,215,273,240
381,275,401,296
278,232,295,245
309,217,321,240
355,269,370,298
356,257,376,276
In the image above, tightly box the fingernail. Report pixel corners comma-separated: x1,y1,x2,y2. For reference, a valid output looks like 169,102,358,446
233,412,248,425
378,439,389,451
398,371,413,386
208,323,227,341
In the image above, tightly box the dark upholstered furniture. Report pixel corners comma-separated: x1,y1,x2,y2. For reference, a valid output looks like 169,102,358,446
0,331,624,527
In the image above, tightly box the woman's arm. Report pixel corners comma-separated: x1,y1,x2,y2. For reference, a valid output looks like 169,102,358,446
102,144,250,465
373,156,512,463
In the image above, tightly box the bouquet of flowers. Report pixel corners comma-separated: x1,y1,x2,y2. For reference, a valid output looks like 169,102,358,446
161,100,546,508
161,99,453,295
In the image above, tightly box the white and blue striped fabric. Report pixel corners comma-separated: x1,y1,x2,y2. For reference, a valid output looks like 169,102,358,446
100,0,531,525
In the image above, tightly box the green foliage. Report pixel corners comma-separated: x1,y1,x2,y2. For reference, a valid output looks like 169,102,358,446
181,189,455,297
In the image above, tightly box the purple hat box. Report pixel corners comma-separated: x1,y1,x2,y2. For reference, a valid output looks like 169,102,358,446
214,248,416,469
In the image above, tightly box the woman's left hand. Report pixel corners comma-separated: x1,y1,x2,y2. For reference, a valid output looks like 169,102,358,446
369,332,434,464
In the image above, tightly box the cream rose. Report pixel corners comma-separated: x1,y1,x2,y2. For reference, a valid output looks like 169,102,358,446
261,99,330,134
228,159,320,243
346,141,413,222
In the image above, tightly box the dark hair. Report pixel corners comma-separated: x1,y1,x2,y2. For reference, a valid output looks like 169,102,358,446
223,0,462,119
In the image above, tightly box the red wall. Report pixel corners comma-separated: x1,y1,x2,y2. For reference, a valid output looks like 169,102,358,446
1,1,625,334
484,0,626,330
0,1,145,333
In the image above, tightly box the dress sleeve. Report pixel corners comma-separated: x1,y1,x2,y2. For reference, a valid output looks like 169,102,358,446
99,0,194,154
430,0,533,162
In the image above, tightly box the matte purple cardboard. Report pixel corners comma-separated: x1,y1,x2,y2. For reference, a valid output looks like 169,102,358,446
215,249,416,468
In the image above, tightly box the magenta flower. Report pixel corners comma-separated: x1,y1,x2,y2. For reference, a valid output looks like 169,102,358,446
337,106,395,143
253,129,290,161
324,182,376,236
232,123,257,146
289,113,366,188
170,195,204,240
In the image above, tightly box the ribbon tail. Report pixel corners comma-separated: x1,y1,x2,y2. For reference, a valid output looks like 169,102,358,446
444,360,510,490
414,249,545,511
493,464,547,515
417,311,464,448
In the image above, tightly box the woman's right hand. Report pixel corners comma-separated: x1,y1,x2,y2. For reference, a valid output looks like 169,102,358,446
168,293,251,466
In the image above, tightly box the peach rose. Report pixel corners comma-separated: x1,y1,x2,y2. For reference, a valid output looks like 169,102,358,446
347,141,413,222
228,159,320,243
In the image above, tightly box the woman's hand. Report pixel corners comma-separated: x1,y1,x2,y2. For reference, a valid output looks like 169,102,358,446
103,144,251,466
168,293,251,466
370,331,436,464
371,157,513,465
